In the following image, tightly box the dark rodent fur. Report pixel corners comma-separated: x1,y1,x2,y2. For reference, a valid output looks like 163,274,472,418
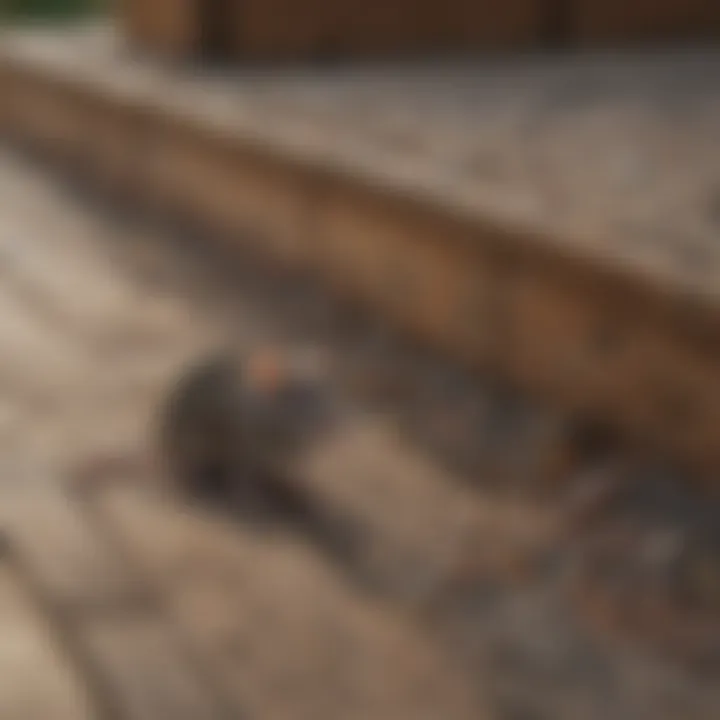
158,349,334,507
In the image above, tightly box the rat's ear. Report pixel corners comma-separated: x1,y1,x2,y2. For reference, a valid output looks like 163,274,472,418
245,347,287,393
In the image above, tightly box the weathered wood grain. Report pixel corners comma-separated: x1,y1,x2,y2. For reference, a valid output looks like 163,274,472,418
0,562,96,719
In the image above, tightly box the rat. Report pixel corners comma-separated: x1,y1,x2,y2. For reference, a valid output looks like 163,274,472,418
157,346,338,518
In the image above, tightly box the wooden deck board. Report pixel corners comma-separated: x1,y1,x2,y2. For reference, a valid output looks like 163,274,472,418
0,488,144,612
78,615,228,720
0,562,95,720
94,485,486,720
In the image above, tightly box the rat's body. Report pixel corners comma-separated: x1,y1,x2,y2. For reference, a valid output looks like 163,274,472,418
158,349,336,515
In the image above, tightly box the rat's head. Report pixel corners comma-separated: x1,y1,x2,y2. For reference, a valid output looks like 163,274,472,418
243,346,337,448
